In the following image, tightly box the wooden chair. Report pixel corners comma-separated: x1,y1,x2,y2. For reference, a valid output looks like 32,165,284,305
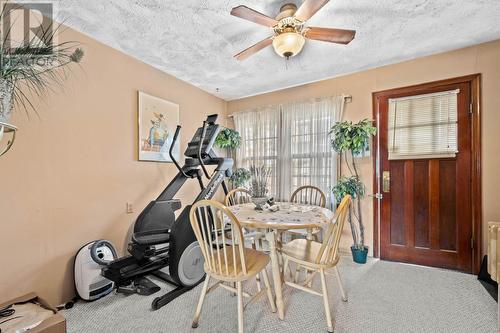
288,185,327,240
225,188,252,206
189,200,276,333
281,195,351,333
225,188,266,292
290,185,327,207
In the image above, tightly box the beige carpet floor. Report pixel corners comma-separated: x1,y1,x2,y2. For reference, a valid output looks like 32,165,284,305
64,257,497,332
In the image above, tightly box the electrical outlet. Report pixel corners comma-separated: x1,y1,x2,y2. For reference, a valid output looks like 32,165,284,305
126,202,133,214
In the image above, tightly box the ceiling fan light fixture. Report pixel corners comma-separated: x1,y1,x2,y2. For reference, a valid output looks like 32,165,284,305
272,32,305,58
231,1,355,61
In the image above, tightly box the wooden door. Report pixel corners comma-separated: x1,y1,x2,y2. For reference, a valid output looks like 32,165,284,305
375,79,476,272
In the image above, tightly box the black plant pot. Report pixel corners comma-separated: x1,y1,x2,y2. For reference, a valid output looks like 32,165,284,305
351,245,368,264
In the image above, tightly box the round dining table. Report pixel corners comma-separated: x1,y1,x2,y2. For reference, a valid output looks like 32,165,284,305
228,202,333,320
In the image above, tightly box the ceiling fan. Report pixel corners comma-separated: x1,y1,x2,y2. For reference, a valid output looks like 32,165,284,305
231,0,356,60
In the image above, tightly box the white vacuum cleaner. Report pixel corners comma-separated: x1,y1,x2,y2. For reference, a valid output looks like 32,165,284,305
74,240,117,301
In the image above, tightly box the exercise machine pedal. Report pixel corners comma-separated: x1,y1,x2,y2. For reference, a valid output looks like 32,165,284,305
116,277,161,296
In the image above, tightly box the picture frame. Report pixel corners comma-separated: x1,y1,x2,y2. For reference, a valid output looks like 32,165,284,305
138,91,180,162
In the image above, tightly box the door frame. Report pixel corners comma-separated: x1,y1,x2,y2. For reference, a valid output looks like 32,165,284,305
372,74,482,274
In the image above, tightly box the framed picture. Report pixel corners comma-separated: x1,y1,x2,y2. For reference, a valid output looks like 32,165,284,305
138,91,180,162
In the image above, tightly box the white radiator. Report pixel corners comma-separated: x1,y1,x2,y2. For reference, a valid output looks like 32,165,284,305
487,221,500,331
488,222,500,282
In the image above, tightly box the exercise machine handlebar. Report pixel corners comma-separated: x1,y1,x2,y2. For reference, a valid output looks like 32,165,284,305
197,121,211,180
169,126,189,178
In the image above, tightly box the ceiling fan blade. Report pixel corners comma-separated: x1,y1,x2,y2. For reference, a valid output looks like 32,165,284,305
230,5,278,27
234,36,273,61
294,0,330,22
305,27,356,44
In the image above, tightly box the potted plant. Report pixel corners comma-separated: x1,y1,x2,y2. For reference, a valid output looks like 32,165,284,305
215,127,244,190
0,4,84,155
230,167,251,188
329,119,376,263
249,164,271,210
332,176,367,263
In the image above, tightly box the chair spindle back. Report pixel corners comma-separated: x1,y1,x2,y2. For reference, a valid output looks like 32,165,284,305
190,200,247,277
225,188,252,206
290,185,326,208
315,195,351,265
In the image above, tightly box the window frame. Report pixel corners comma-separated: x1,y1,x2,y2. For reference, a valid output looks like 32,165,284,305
237,105,336,202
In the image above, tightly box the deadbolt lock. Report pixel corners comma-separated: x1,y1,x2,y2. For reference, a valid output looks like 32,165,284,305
383,171,390,192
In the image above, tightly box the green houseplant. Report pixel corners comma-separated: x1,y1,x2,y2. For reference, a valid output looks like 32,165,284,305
330,119,376,263
1,5,84,119
215,127,243,190
0,4,83,155
230,167,251,188
332,176,366,260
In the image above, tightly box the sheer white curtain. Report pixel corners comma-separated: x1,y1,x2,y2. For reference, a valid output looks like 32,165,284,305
280,96,345,205
233,95,346,205
234,105,280,195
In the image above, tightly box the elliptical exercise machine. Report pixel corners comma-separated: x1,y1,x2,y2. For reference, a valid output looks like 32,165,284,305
102,114,233,310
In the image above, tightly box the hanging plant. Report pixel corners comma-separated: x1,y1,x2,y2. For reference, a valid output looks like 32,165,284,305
215,128,241,149
0,4,83,156
1,5,84,120
329,118,376,263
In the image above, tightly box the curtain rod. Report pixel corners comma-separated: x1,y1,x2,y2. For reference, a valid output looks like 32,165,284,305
227,94,352,118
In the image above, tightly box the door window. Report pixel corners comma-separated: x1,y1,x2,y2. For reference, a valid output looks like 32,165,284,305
388,89,459,160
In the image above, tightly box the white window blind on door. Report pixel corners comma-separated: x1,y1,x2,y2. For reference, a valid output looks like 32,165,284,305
388,89,459,160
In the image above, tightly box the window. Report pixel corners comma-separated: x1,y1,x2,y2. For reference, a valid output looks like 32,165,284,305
234,96,345,204
285,103,338,197
234,105,280,196
388,89,459,160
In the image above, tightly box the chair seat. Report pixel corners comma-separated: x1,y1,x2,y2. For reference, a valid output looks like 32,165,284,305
243,229,265,239
206,246,270,282
281,239,338,268
287,228,320,236
220,229,265,243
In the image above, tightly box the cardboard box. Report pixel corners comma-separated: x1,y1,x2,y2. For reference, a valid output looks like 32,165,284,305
0,292,66,333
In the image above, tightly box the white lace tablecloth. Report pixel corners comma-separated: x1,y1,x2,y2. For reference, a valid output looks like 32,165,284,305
228,202,333,230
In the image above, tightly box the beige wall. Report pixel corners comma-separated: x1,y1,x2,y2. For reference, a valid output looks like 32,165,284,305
0,28,226,305
228,39,500,258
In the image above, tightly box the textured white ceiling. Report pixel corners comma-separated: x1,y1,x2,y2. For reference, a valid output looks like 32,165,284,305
58,0,500,100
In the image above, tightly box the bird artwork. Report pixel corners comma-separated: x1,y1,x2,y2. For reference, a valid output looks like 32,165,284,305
143,112,169,152
138,91,180,162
